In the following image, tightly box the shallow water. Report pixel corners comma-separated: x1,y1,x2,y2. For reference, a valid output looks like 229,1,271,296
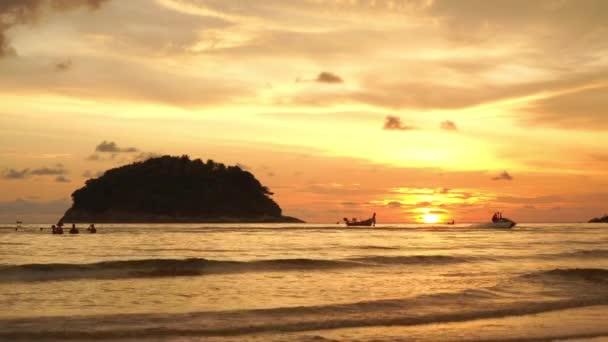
1,223,607,341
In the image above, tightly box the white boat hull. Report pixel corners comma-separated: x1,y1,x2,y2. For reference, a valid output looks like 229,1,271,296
471,221,516,229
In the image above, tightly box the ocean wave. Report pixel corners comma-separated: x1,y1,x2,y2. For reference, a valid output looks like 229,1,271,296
0,254,472,283
552,249,608,258
348,255,469,265
0,242,29,246
355,245,401,250
523,268,608,284
1,290,607,339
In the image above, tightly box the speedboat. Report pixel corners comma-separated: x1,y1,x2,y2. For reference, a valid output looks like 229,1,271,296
344,213,376,227
471,212,516,229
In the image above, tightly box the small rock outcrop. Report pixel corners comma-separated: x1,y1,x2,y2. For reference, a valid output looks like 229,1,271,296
589,215,608,223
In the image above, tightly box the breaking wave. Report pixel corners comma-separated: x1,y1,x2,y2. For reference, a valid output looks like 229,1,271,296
552,249,608,258
0,255,471,283
348,255,470,265
1,288,607,339
524,268,608,284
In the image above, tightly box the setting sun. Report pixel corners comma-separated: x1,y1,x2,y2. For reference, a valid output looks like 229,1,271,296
422,213,440,224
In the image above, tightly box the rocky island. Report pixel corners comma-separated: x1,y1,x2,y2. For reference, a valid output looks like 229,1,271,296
59,155,303,224
589,215,608,223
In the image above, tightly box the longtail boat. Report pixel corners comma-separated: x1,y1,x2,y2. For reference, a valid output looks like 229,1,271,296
344,213,376,227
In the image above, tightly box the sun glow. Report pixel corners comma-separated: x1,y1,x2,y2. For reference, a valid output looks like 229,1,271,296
422,213,440,224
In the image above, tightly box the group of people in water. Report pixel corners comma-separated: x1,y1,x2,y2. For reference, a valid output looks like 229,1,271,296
50,223,97,235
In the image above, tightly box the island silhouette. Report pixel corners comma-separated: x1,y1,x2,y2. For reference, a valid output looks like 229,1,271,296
589,215,608,223
59,155,303,223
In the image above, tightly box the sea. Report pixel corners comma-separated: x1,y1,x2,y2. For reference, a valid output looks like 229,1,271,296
1,223,608,342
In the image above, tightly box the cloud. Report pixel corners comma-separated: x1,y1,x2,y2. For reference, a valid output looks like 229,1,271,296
2,168,29,179
440,120,458,131
387,201,402,208
496,195,561,204
296,71,344,85
95,141,138,153
54,60,72,72
29,167,67,176
428,209,447,214
2,166,67,179
492,171,513,181
315,72,343,84
522,86,608,130
383,115,415,131
55,175,70,183
0,0,111,57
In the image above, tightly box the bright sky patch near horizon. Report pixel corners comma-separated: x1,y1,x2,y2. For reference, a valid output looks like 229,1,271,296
1,0,607,223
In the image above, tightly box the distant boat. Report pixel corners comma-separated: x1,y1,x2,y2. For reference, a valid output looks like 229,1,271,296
471,212,516,229
344,213,376,227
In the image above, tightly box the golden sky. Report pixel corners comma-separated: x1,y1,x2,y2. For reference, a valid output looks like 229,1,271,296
1,0,607,223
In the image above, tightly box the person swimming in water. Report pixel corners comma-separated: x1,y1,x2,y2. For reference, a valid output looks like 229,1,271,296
69,224,79,234
87,224,97,234
52,224,64,234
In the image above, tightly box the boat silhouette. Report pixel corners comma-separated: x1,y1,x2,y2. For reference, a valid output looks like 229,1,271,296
343,213,376,227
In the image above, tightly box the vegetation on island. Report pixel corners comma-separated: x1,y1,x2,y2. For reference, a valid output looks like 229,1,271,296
60,155,303,223
589,215,608,223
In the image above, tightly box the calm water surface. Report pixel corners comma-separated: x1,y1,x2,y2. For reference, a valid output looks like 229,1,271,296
1,223,607,341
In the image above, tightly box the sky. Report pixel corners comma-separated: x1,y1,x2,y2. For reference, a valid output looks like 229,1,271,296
1,0,607,223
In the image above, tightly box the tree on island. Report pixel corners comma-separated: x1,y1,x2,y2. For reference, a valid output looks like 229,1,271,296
60,155,302,223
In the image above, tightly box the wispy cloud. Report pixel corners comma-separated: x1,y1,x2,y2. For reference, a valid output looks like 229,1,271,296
95,141,138,153
2,165,68,179
315,71,343,84
440,120,458,131
0,0,111,57
296,71,344,84
55,175,71,183
29,167,67,176
54,60,73,72
383,115,415,131
387,201,402,208
2,168,29,179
